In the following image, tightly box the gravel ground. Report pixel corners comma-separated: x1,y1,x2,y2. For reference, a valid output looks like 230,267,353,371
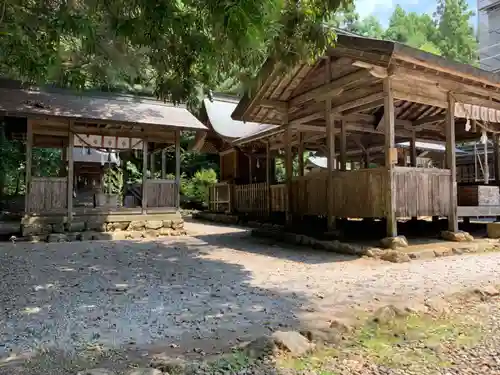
1,220,500,372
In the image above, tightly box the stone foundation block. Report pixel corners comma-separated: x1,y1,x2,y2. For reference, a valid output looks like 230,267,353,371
67,222,86,232
22,224,52,237
487,222,500,239
146,221,163,230
52,223,65,233
47,233,68,243
171,219,184,230
128,220,146,231
441,230,474,242
380,236,409,249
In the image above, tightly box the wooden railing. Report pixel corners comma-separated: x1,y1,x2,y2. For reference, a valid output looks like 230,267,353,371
291,172,328,215
146,179,177,208
270,184,287,212
208,182,232,213
393,167,451,217
234,182,268,215
29,177,67,213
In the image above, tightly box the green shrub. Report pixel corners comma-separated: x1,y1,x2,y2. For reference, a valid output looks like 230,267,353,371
183,168,217,204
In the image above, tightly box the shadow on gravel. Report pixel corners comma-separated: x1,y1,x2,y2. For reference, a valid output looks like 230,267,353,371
0,237,314,374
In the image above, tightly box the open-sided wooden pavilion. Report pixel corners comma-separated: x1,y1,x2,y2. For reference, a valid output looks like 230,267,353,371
0,80,206,235
211,33,500,238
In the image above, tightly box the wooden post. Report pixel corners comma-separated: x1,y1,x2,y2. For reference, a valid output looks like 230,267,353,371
298,133,304,177
484,131,489,184
384,77,397,238
446,92,458,232
248,154,252,183
410,130,417,167
161,149,166,179
150,152,155,179
25,120,33,215
340,119,347,171
494,135,500,185
364,150,370,169
284,114,293,225
266,141,272,216
326,111,336,230
67,122,74,224
175,129,181,210
142,140,148,214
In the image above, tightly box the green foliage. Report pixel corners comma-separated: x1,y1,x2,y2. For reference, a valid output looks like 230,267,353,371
183,168,218,204
0,0,349,104
435,0,478,64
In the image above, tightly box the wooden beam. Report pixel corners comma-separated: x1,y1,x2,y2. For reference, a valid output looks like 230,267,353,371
340,119,347,170
259,99,288,113
67,122,74,223
384,77,397,237
332,91,385,114
175,130,181,210
342,99,384,115
446,92,458,232
413,114,446,127
142,140,148,214
25,120,33,215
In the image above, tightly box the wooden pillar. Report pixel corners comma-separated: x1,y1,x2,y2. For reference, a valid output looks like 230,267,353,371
364,150,370,169
266,142,272,215
248,154,252,183
150,152,155,179
285,116,293,225
446,92,458,232
484,131,489,184
494,135,500,185
298,133,304,177
410,130,417,167
25,120,33,215
141,140,148,214
175,130,181,210
340,119,347,171
67,122,74,223
326,111,336,230
121,152,129,206
384,77,397,237
161,149,167,179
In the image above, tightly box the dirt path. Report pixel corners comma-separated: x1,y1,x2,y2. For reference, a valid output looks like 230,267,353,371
0,219,499,369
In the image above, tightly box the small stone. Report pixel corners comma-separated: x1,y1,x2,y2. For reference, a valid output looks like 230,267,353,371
474,285,500,300
408,249,436,260
52,223,65,233
144,230,159,239
453,244,479,254
433,246,453,257
146,221,163,230
171,219,184,230
380,235,408,249
271,330,314,356
47,233,68,243
124,368,162,375
77,369,115,375
365,248,384,258
159,227,172,236
108,222,129,232
380,250,411,263
329,318,353,334
441,230,474,242
128,220,146,231
150,356,186,373
373,305,406,324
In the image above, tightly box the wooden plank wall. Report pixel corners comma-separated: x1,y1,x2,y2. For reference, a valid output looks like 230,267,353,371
208,182,232,212
393,167,451,217
457,185,500,206
270,184,287,212
146,180,176,208
234,183,268,215
29,177,67,213
291,172,328,215
331,168,388,218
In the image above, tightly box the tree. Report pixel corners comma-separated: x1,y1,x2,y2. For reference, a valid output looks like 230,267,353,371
0,0,351,104
384,6,435,49
434,0,478,64
353,16,384,39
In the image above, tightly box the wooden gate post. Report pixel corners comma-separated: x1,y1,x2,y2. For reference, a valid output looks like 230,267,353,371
142,139,148,214
25,119,33,215
383,77,397,237
446,93,458,232
67,121,74,224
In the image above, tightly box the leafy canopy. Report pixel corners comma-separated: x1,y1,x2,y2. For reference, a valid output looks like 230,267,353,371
0,0,349,104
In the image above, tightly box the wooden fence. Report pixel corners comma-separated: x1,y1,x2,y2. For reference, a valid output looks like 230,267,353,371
393,167,451,217
146,179,177,208
208,167,453,219
270,184,287,212
234,183,268,215
208,183,232,212
29,177,67,213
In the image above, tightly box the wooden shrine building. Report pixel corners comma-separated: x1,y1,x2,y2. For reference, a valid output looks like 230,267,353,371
209,33,500,237
0,80,206,235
